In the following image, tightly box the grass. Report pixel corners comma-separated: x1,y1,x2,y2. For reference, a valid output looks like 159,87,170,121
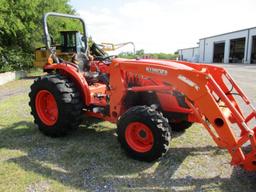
0,79,256,191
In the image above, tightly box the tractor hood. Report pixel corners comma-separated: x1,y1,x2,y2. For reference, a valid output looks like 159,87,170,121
113,58,195,71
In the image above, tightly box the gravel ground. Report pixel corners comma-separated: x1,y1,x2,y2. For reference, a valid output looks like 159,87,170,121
217,64,256,104
0,78,34,101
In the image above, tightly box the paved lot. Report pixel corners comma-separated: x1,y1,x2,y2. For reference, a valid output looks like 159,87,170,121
217,64,256,104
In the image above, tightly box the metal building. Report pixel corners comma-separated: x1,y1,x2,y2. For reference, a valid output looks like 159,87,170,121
178,27,256,64
178,47,199,62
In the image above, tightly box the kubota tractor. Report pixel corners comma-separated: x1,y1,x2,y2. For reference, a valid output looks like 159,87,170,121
30,12,256,171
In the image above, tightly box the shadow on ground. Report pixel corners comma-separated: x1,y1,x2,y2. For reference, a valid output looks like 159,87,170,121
1,119,256,191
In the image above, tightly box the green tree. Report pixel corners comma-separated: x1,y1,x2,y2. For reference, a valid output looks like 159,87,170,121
118,49,178,60
0,0,79,72
136,49,145,57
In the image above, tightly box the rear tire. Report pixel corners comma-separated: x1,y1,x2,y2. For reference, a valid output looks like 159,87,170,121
29,74,83,137
117,106,171,162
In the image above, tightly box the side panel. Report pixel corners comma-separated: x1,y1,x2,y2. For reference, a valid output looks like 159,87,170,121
156,92,191,113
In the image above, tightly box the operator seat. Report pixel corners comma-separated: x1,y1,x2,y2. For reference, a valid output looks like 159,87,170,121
72,53,100,84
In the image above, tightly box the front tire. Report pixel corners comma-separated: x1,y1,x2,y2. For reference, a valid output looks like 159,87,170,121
29,74,83,137
117,106,171,162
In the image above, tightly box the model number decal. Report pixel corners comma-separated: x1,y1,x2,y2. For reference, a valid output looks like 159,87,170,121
178,75,200,91
146,67,168,76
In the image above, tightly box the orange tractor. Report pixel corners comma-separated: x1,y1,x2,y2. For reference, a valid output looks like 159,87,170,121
30,12,256,171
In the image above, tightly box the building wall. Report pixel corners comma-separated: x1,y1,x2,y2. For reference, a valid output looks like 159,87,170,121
178,47,199,62
247,28,256,63
199,30,249,63
179,27,256,64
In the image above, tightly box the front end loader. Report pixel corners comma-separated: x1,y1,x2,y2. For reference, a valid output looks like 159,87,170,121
29,12,256,171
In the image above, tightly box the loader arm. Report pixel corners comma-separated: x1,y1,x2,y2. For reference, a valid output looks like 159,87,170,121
109,59,256,171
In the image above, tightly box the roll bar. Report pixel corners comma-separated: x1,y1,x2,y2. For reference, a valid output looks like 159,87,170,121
43,12,88,54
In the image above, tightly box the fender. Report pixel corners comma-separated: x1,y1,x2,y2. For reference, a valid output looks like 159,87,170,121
44,63,91,105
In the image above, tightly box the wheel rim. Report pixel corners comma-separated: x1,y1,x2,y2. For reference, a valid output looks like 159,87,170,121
35,90,58,126
125,122,154,153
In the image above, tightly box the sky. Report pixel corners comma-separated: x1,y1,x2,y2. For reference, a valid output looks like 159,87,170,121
69,0,256,53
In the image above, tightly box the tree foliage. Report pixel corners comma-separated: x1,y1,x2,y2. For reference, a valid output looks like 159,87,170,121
118,49,178,60
0,0,78,72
